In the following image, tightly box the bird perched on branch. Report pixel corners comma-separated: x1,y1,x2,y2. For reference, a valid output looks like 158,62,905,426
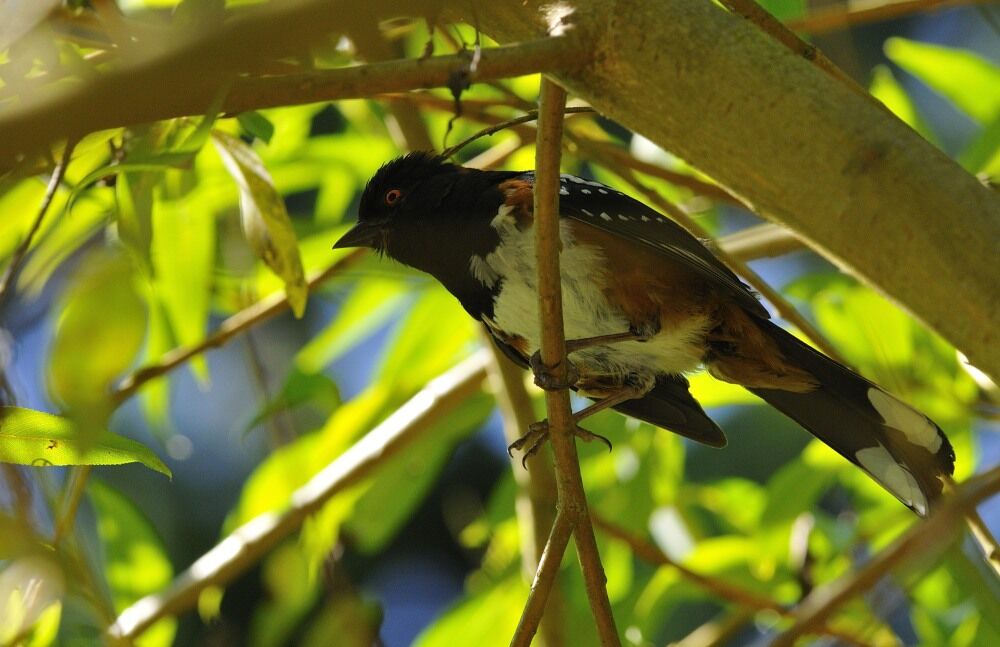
334,152,954,517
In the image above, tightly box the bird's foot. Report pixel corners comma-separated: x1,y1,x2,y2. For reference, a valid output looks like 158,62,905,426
529,351,580,391
507,419,613,468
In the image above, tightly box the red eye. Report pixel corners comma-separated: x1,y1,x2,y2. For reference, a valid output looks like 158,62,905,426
385,189,403,206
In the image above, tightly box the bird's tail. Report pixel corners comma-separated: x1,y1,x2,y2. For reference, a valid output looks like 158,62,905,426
748,323,954,516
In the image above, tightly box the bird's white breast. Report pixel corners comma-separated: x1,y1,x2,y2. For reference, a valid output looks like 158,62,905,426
472,205,709,386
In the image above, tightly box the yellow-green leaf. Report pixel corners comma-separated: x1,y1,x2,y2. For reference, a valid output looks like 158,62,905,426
212,130,307,317
0,407,171,477
47,250,147,419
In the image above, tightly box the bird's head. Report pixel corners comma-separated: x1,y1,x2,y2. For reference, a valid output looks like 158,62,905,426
333,152,461,258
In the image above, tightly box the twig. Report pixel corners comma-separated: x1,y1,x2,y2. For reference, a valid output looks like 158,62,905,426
774,464,1000,646
715,223,804,261
111,249,366,405
107,351,490,642
52,465,92,547
440,107,595,159
511,510,574,647
0,140,75,307
515,76,620,646
787,0,983,35
484,333,566,646
944,474,1000,579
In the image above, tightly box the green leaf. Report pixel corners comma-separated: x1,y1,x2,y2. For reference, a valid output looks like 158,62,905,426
958,111,1000,175
414,575,526,647
47,250,147,419
344,394,492,553
115,172,156,273
249,542,320,647
0,407,171,477
869,65,937,144
238,112,276,144
151,199,215,381
295,278,409,373
245,367,340,433
884,38,1000,125
88,480,176,647
212,130,308,317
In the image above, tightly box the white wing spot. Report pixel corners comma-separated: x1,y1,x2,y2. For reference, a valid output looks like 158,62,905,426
560,186,569,196
641,215,650,222
617,214,629,221
600,212,612,221
582,209,593,216
581,189,591,195
867,388,942,452
563,174,586,184
855,446,927,515
598,188,608,194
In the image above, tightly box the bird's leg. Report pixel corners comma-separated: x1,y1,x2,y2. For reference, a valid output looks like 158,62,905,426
507,377,654,465
529,320,660,391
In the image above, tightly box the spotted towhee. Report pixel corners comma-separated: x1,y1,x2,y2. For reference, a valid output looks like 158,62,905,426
334,152,954,517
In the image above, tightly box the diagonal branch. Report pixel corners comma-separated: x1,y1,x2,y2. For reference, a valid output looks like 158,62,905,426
773,464,1000,646
112,249,366,405
107,351,489,642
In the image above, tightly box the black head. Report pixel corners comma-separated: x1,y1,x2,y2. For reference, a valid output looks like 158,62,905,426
333,152,460,256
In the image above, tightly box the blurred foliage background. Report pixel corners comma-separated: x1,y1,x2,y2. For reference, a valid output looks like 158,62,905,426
0,1,999,646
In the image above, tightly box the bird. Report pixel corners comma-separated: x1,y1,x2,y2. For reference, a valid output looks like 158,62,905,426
333,151,955,517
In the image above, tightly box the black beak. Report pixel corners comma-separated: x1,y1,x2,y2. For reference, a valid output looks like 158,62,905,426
333,221,382,249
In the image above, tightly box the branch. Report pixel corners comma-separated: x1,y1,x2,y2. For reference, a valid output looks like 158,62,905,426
0,18,582,171
107,351,489,642
787,0,986,35
111,249,366,405
716,223,804,261
0,140,75,306
513,77,620,646
773,464,1000,646
484,334,566,647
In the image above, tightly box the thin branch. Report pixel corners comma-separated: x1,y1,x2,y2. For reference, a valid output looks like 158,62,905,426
111,249,366,405
484,332,566,647
715,223,804,261
510,510,574,647
524,76,620,646
441,107,595,159
787,0,985,35
107,351,490,642
0,140,75,307
52,465,92,547
774,464,1000,646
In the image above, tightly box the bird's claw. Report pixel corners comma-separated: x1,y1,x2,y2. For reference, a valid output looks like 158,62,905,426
507,419,613,468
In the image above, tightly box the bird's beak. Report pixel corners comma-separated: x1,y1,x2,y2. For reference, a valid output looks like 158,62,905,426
333,221,382,249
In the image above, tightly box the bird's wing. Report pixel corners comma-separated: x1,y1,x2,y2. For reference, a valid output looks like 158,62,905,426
529,173,768,319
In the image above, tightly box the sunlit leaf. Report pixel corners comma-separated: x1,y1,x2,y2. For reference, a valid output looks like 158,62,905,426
151,199,215,381
47,250,147,419
296,278,409,373
212,130,308,317
88,480,176,647
116,171,156,272
238,112,276,144
884,38,1000,125
245,367,341,433
0,407,171,477
249,542,320,647
413,575,526,647
869,65,937,143
958,112,1000,175
344,394,492,553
